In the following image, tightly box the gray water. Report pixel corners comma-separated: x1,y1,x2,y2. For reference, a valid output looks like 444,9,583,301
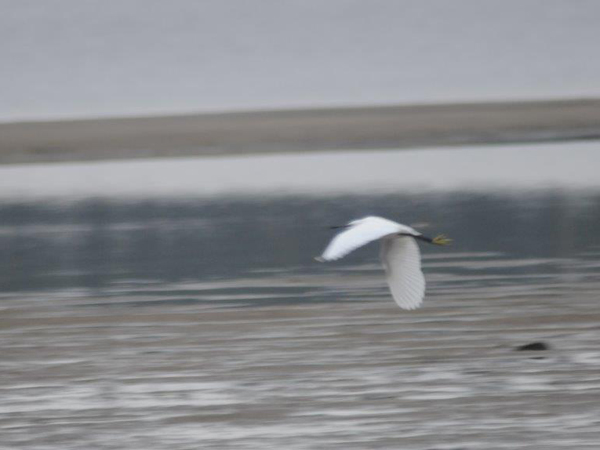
1,0,600,121
2,191,600,448
1,191,600,297
2,143,600,449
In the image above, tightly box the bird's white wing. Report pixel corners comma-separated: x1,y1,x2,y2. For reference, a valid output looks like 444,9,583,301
380,236,425,310
318,218,402,261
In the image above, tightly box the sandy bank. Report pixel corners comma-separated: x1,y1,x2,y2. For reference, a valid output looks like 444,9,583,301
1,99,600,164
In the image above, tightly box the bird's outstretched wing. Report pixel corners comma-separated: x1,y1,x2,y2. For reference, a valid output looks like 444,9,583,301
317,217,403,261
380,236,425,310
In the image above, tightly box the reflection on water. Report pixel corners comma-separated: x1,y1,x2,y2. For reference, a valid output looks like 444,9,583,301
1,191,599,298
2,188,600,448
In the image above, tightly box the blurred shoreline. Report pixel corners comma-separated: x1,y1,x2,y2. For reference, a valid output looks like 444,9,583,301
1,98,600,165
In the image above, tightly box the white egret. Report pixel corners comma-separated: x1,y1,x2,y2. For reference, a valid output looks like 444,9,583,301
316,216,451,310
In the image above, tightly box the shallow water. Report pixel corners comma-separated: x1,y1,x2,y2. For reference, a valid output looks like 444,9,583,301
2,193,600,449
2,144,600,448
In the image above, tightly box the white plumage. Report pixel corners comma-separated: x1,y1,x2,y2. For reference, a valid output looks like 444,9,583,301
380,237,424,309
317,216,449,310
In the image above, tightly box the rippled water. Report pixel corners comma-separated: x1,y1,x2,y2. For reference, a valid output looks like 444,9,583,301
2,186,600,449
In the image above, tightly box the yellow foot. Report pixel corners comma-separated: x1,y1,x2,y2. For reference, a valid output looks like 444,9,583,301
432,234,452,246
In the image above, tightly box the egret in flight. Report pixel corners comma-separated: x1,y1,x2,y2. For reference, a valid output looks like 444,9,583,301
316,216,451,310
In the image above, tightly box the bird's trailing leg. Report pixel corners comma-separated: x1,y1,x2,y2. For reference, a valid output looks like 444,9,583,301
406,233,452,246
432,234,452,245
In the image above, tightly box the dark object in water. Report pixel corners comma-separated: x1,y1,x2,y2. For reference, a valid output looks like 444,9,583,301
515,342,550,351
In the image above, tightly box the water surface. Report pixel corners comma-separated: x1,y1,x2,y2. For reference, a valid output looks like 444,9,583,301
1,144,600,449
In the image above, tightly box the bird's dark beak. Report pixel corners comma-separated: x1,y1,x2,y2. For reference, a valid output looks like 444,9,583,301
329,225,348,230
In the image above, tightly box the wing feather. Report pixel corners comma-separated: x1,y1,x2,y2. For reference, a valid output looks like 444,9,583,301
318,217,405,261
380,237,425,310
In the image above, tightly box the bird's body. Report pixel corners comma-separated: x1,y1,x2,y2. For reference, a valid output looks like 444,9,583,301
316,216,450,310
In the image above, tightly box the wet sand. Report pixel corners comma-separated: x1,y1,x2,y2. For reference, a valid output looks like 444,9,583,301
2,115,600,449
2,188,600,448
2,279,600,449
2,98,600,164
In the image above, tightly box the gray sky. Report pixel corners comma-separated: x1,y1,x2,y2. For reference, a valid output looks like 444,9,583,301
2,0,600,121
